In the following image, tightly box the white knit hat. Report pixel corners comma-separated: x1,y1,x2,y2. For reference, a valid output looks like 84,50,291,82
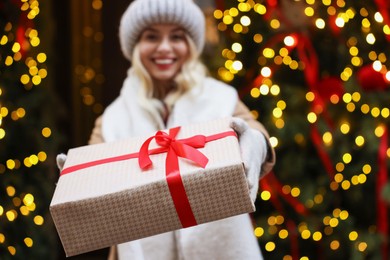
119,0,206,61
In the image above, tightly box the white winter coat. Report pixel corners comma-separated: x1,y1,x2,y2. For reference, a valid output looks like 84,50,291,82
89,75,275,260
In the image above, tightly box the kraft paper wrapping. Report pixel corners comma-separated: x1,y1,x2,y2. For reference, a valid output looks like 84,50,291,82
50,118,255,257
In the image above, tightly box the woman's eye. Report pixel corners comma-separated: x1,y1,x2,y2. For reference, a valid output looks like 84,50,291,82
141,32,159,41
145,34,158,40
171,33,186,41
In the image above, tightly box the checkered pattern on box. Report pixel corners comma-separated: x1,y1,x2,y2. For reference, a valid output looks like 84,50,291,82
51,180,181,256
50,118,255,257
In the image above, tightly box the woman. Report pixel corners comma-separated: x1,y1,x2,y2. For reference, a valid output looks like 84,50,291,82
87,0,275,259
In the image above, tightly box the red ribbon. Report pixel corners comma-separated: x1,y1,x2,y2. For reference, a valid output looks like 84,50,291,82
61,128,237,228
138,127,210,228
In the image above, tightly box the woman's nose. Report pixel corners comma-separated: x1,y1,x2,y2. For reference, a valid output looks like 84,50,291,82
156,37,172,52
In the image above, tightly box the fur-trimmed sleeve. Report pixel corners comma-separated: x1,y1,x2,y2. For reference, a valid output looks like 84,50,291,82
233,99,276,176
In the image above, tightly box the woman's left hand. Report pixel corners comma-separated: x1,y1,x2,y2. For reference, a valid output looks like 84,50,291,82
230,117,267,203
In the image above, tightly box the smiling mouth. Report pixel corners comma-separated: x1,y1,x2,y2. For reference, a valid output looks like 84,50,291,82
154,58,175,65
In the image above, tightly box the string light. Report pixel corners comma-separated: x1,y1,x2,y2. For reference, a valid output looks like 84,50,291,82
265,241,276,252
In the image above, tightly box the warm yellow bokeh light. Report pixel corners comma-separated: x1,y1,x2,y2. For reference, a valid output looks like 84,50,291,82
358,242,368,252
34,215,44,225
362,164,372,174
23,194,34,206
214,10,223,19
340,123,350,134
251,88,260,98
279,229,288,239
340,210,349,220
261,190,271,201
270,19,280,29
254,4,266,15
24,237,33,247
313,231,322,241
265,241,276,252
254,227,264,237
270,85,280,95
291,187,301,197
6,210,17,221
330,240,340,250
329,218,339,227
334,173,344,183
355,135,365,146
8,246,16,255
42,127,51,138
307,112,317,123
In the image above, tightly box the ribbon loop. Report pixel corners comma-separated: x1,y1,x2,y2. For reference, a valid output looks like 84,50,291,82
138,136,157,169
170,142,209,169
138,127,209,171
155,131,173,147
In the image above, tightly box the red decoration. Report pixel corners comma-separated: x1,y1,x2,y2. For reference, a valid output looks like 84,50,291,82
328,15,341,36
264,0,279,21
16,25,28,57
316,76,344,102
9,0,35,58
357,65,389,92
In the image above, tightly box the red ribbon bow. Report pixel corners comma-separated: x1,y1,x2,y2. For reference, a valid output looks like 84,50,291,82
138,126,210,228
139,126,209,170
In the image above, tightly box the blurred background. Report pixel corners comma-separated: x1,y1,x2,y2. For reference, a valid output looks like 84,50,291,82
0,0,389,259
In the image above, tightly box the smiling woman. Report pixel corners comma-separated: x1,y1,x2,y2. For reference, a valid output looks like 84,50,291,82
57,0,275,259
52,0,275,259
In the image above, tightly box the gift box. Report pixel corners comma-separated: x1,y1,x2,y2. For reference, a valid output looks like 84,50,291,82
50,118,255,257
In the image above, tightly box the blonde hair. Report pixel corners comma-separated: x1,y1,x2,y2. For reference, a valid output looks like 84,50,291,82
129,35,208,108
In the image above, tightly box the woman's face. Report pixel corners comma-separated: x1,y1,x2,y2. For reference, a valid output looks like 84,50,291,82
138,24,189,86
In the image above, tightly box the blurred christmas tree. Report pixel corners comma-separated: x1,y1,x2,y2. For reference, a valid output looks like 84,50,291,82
211,0,390,259
0,0,62,259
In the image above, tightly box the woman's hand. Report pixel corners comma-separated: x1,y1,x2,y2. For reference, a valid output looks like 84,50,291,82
230,117,267,202
56,153,67,171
